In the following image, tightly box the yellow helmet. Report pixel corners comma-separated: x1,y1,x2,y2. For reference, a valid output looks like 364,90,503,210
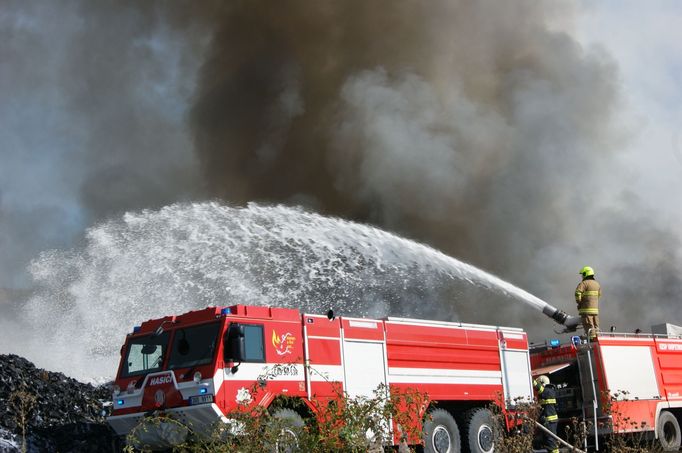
534,375,550,389
579,266,595,277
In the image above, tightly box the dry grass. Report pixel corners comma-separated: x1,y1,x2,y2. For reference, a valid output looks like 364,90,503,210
9,389,37,453
603,391,664,453
122,380,679,452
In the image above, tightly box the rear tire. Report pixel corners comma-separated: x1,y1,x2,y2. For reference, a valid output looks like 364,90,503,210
423,408,461,453
462,408,495,453
269,408,305,453
657,411,681,451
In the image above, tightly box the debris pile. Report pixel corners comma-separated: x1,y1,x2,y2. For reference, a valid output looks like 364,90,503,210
0,429,18,452
0,354,119,452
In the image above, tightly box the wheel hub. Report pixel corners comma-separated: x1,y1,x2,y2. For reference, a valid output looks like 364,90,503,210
276,428,298,453
432,425,452,453
664,421,676,443
477,424,494,452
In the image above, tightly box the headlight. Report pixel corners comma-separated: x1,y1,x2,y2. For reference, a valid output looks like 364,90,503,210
193,371,202,384
112,385,121,396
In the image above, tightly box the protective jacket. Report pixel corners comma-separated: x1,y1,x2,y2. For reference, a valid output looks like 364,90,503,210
538,383,558,424
575,277,601,316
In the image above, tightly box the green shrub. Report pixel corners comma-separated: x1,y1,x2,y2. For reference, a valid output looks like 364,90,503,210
125,364,429,452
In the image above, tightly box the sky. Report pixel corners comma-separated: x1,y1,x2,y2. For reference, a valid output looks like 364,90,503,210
1,1,681,366
577,1,682,206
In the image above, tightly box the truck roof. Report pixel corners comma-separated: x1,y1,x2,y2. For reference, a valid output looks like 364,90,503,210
132,304,528,336
134,305,301,335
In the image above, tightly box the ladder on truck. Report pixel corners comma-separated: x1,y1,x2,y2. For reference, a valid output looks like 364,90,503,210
577,342,601,451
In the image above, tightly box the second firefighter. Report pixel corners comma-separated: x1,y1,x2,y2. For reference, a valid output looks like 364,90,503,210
535,374,559,453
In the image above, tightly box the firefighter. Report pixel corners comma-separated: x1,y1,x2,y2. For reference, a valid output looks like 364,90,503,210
534,375,559,453
575,266,601,338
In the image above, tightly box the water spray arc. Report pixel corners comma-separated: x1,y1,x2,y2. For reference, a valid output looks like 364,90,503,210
25,202,577,381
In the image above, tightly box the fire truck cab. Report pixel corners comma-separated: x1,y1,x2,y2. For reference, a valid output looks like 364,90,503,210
107,304,534,451
530,324,682,451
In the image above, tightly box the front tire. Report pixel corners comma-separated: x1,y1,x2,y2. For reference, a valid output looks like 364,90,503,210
658,411,681,451
423,408,461,453
462,408,495,453
269,408,305,453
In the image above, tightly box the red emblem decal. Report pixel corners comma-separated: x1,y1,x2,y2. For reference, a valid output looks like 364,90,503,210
272,330,296,356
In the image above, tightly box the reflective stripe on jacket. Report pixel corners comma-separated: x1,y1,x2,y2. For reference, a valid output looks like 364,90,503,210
575,278,601,314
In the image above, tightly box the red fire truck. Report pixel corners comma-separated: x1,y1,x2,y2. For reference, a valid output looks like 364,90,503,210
530,324,682,451
107,304,534,452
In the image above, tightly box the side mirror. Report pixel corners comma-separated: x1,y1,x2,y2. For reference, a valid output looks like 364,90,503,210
225,324,246,363
326,309,335,321
141,344,157,355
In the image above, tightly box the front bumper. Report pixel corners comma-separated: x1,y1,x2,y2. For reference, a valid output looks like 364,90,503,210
108,403,227,449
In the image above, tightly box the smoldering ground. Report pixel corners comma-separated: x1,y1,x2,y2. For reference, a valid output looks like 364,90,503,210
1,0,681,377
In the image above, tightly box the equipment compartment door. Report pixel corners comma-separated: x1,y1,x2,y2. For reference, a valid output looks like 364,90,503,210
342,340,388,398
500,348,533,402
600,345,659,400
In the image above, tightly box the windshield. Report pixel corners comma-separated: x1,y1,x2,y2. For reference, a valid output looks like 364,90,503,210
167,322,221,370
122,331,170,378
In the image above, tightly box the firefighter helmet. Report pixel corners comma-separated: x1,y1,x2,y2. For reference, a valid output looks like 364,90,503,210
579,266,595,277
533,375,549,391
537,375,550,385
533,374,549,392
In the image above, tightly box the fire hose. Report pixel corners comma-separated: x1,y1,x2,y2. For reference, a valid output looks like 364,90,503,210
527,417,587,453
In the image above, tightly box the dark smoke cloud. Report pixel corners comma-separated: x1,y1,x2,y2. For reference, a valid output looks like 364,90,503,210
1,0,680,341
189,0,682,335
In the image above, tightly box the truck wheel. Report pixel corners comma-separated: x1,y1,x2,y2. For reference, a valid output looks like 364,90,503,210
269,408,305,453
462,408,495,453
423,408,461,453
657,411,681,451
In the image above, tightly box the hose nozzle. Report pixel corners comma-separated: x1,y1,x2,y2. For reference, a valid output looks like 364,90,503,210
542,306,580,332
